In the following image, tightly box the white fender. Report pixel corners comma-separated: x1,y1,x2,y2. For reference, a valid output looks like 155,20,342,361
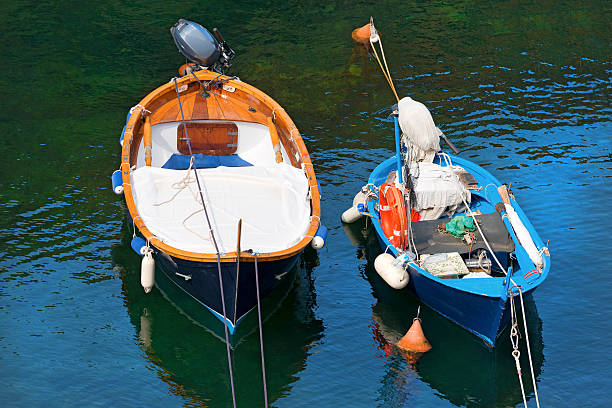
374,253,410,289
141,251,155,293
342,190,368,223
341,206,362,223
311,236,324,250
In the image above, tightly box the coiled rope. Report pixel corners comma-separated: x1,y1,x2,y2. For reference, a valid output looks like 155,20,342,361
151,158,220,244
172,78,237,408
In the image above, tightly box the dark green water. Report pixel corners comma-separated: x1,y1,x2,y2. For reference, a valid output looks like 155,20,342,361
1,1,611,407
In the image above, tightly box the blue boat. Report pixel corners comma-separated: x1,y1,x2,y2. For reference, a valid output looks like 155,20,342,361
344,97,550,347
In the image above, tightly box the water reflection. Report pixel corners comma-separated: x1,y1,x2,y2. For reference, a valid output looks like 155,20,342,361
112,226,324,407
347,219,544,407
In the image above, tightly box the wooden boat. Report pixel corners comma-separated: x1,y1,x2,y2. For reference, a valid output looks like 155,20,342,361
343,98,550,347
113,20,323,335
112,230,324,405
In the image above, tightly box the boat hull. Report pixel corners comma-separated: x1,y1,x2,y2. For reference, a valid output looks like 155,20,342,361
367,155,548,347
117,68,321,338
155,249,301,334
372,231,511,346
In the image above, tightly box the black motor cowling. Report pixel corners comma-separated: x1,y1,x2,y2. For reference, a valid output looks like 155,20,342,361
170,19,234,71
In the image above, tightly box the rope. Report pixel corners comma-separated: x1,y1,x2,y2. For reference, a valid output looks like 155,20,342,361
483,183,499,202
172,78,237,408
150,155,226,249
439,153,508,275
368,18,400,103
190,71,210,97
517,285,541,407
509,291,528,408
509,283,541,408
253,253,269,407
130,104,151,115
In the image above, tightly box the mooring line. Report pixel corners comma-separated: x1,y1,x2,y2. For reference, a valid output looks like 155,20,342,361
253,253,269,407
173,77,237,408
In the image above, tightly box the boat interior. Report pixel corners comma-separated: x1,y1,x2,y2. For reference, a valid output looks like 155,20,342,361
129,114,311,255
379,159,516,279
378,97,523,280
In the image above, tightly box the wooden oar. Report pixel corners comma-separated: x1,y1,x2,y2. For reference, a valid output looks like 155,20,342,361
439,131,459,154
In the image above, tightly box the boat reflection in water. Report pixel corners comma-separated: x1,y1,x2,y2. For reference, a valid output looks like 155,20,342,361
346,219,544,407
112,227,324,407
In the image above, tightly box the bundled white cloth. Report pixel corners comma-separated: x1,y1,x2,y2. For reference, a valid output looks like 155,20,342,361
398,97,441,163
409,162,471,220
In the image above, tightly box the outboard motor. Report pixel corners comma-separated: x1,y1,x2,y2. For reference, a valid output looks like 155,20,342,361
170,19,235,73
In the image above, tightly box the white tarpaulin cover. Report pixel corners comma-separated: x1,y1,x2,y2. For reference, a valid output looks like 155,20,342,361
131,164,311,254
410,162,471,220
398,97,441,163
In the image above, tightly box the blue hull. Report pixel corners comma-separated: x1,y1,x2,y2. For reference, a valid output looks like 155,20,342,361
367,154,550,347
154,250,300,334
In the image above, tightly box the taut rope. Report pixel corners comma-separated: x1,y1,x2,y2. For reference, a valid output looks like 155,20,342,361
253,252,269,407
368,17,400,103
510,282,541,408
172,77,237,408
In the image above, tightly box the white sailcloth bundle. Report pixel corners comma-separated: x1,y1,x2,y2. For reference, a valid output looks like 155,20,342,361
398,97,441,163
504,203,543,268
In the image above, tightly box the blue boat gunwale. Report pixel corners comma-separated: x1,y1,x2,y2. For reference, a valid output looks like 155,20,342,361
366,153,550,346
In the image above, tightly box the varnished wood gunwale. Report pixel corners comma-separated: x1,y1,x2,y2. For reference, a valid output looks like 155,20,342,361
121,70,320,263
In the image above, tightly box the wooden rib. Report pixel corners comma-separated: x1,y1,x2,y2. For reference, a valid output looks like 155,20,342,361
267,117,283,163
144,115,152,166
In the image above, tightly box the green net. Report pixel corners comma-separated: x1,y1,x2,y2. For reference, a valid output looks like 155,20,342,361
445,216,476,238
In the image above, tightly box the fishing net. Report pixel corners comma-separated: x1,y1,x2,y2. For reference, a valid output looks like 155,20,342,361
444,216,476,238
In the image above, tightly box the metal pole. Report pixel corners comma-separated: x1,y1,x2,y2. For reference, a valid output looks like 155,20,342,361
394,112,403,184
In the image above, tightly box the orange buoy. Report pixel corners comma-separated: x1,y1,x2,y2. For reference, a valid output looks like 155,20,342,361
178,62,197,76
397,311,432,354
351,23,371,44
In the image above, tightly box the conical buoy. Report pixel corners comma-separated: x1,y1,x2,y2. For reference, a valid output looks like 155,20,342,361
178,62,197,76
351,23,370,44
397,308,432,354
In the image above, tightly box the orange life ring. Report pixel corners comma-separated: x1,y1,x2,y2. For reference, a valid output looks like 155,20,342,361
378,184,421,249
379,183,408,249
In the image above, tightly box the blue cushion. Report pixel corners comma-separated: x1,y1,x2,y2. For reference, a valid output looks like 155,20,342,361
162,153,253,170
